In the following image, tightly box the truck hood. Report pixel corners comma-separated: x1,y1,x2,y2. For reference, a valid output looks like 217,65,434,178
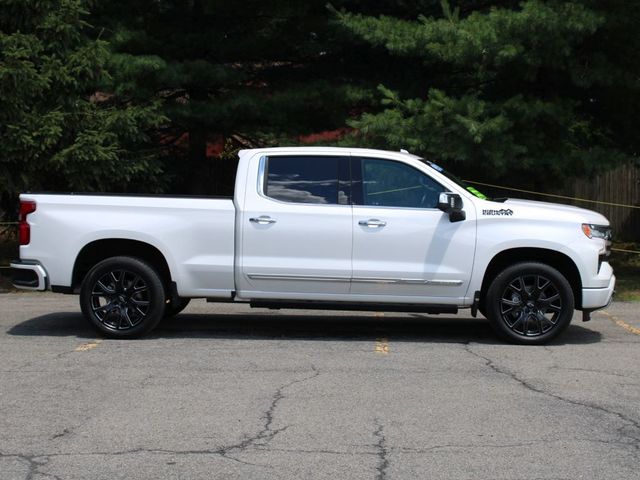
482,198,609,225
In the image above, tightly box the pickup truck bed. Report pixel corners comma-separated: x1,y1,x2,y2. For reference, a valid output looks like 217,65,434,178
18,194,236,298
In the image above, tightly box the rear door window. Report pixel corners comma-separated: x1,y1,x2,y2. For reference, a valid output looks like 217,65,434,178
265,156,348,205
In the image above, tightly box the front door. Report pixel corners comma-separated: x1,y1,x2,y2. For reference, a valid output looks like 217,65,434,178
350,156,476,302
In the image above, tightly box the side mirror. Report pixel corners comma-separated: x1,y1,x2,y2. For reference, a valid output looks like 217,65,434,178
437,192,466,223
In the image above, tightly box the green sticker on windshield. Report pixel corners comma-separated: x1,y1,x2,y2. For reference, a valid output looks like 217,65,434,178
466,186,487,200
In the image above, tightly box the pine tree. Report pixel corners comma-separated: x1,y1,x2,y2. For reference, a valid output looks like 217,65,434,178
0,0,167,217
90,0,369,194
334,0,640,186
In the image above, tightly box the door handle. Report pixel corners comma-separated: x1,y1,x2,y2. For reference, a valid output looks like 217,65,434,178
358,219,387,228
249,216,277,225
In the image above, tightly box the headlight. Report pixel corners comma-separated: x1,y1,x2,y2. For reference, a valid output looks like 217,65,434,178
582,224,612,240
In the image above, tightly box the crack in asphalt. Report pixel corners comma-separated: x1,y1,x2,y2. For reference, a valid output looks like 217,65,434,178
50,428,71,440
218,365,320,458
373,419,389,480
0,453,61,480
3,436,637,460
26,455,62,480
4,343,639,476
541,346,638,381
2,447,261,472
1,365,322,476
3,435,639,480
549,365,639,380
260,435,638,457
396,436,639,454
464,343,640,450
137,364,321,466
255,446,376,456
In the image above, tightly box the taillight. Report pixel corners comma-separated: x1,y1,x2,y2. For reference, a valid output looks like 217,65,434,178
19,200,36,245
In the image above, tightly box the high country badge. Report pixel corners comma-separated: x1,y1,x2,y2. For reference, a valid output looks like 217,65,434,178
482,209,514,216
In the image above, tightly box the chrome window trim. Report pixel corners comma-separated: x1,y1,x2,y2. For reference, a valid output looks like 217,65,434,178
352,204,443,212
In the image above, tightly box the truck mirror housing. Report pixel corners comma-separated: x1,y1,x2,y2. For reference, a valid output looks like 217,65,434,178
438,192,466,222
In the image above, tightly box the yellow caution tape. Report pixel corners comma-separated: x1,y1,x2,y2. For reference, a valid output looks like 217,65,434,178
464,180,640,210
611,247,640,255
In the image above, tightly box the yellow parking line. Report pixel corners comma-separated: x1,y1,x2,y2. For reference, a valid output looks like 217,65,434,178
375,337,389,354
599,311,640,336
75,340,102,352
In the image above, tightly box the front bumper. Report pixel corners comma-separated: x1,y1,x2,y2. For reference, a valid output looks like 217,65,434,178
10,260,48,291
582,274,615,310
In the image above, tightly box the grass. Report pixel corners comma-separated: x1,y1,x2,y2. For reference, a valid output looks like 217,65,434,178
609,243,640,301
1,236,638,300
612,267,640,301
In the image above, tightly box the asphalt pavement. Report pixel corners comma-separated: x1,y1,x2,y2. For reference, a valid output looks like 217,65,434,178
0,292,639,480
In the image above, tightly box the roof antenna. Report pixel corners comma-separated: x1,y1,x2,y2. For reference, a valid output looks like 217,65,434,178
400,149,409,154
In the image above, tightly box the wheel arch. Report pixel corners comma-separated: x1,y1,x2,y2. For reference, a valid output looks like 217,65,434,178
479,248,583,310
72,239,172,291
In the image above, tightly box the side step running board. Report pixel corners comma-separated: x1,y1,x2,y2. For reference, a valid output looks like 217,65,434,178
249,300,457,315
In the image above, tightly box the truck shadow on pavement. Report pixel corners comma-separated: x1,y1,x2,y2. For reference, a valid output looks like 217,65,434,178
7,311,602,345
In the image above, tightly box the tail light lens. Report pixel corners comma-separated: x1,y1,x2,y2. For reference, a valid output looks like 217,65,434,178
19,200,36,245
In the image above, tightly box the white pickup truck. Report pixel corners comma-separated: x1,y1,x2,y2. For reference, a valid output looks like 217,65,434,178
11,147,615,343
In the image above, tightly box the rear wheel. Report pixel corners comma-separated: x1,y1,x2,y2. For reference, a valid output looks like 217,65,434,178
485,262,574,344
80,256,165,338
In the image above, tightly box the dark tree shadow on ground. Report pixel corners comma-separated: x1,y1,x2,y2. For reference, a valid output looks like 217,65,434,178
7,311,602,345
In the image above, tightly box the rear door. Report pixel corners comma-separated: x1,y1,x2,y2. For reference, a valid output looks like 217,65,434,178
350,156,476,302
237,154,353,298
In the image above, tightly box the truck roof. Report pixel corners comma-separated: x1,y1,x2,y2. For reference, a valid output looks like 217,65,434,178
238,146,423,161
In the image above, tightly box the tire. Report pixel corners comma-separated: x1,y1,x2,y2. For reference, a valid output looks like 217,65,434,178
80,256,166,339
164,297,191,317
485,262,574,345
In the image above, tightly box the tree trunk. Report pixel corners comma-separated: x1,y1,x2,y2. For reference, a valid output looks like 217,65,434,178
187,128,209,195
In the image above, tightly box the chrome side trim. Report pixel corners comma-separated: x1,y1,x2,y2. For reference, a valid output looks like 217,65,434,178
424,279,464,286
247,273,350,282
352,277,463,286
247,273,462,286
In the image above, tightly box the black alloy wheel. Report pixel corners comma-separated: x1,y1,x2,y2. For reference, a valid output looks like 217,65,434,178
80,256,165,338
90,270,150,330
500,274,562,336
486,262,574,344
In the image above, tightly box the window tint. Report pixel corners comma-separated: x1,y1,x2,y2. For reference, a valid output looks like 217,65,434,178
265,156,340,205
360,158,444,208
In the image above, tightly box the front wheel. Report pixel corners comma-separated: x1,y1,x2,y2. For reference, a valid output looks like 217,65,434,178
485,262,575,344
80,256,166,338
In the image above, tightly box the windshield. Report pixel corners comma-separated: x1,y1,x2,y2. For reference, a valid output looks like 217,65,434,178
421,159,489,200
